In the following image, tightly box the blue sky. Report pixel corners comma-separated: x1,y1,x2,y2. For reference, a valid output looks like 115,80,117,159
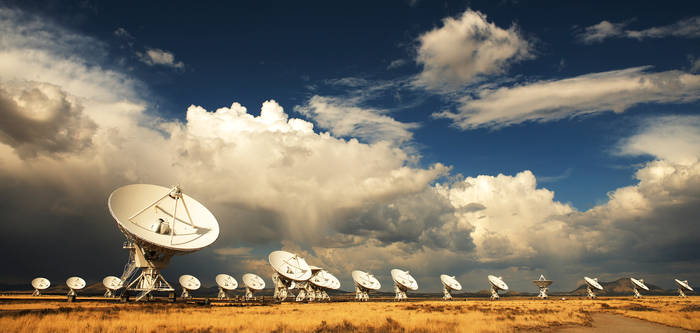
0,0,698,292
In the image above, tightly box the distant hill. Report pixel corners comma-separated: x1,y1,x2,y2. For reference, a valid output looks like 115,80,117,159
566,277,670,296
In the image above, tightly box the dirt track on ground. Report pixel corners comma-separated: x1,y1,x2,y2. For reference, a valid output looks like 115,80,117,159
553,313,693,332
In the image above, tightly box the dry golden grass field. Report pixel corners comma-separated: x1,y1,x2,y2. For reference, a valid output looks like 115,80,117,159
0,296,697,332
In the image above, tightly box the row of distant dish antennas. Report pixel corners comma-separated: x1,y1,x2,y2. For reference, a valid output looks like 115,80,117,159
268,251,341,302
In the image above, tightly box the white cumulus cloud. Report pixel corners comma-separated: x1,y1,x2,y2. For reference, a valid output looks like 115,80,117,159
137,48,185,69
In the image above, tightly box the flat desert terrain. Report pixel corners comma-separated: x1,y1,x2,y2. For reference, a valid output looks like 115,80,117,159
0,296,697,332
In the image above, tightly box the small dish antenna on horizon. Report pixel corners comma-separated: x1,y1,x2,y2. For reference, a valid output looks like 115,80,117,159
630,278,649,298
215,274,238,299
440,274,462,300
675,279,693,297
533,275,553,299
242,273,265,301
269,250,312,301
102,276,123,298
391,269,418,301
584,276,604,298
31,277,50,296
66,276,86,301
108,184,219,302
309,269,341,301
488,275,508,300
179,274,201,299
352,270,381,301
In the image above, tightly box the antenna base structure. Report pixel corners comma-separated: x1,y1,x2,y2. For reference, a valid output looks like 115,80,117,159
632,286,642,298
104,289,115,298
272,273,290,301
355,285,369,301
678,288,687,298
295,281,315,302
537,287,549,299
217,287,228,300
394,284,408,301
490,285,500,300
121,241,175,301
586,285,597,299
32,289,41,296
245,287,256,301
181,289,191,299
442,286,453,300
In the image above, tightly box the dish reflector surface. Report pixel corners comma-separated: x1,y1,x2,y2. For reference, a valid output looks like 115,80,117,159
352,270,381,290
216,274,238,290
675,279,693,291
66,277,86,290
179,275,201,291
630,278,649,291
391,269,418,290
488,275,508,291
242,273,266,290
269,250,312,281
108,184,219,252
584,277,603,290
102,276,123,290
440,275,462,291
310,270,341,289
31,277,50,290
533,274,552,288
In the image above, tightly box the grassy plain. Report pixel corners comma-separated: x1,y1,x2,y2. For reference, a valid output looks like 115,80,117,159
0,296,697,332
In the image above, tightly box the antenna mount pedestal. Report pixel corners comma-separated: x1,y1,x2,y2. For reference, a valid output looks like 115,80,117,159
443,285,453,300
537,286,548,298
490,285,500,300
678,287,687,297
121,242,175,301
394,284,407,301
272,273,289,301
586,285,597,298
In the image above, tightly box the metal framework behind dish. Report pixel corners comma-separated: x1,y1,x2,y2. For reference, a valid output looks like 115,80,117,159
533,275,553,299
117,186,201,301
272,272,296,301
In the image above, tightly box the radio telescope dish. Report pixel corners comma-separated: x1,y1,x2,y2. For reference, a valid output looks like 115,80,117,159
352,270,380,301
675,279,693,297
108,184,219,301
31,277,50,296
630,278,648,298
440,275,462,300
269,250,311,301
179,275,201,298
66,276,86,301
308,270,340,301
533,275,552,299
102,276,123,298
391,269,418,301
242,273,265,301
215,274,238,299
584,276,603,298
487,275,508,300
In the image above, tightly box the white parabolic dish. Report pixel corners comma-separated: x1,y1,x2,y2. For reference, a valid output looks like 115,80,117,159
31,277,50,290
630,278,649,291
488,275,508,291
179,275,201,291
440,275,462,291
66,277,86,290
584,277,603,290
310,270,341,289
675,279,694,291
242,273,266,291
269,250,312,281
352,270,381,290
108,184,219,252
391,269,418,291
216,274,238,291
102,276,123,290
533,275,553,288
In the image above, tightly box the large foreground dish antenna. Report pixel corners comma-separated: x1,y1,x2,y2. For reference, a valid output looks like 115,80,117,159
584,276,603,298
675,279,693,297
108,184,219,301
533,275,553,299
352,270,380,301
630,278,649,298
440,275,462,300
488,275,508,300
215,274,238,299
391,269,418,301
242,273,265,301
66,276,86,301
269,250,311,301
31,277,50,296
103,276,123,298
179,274,201,299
